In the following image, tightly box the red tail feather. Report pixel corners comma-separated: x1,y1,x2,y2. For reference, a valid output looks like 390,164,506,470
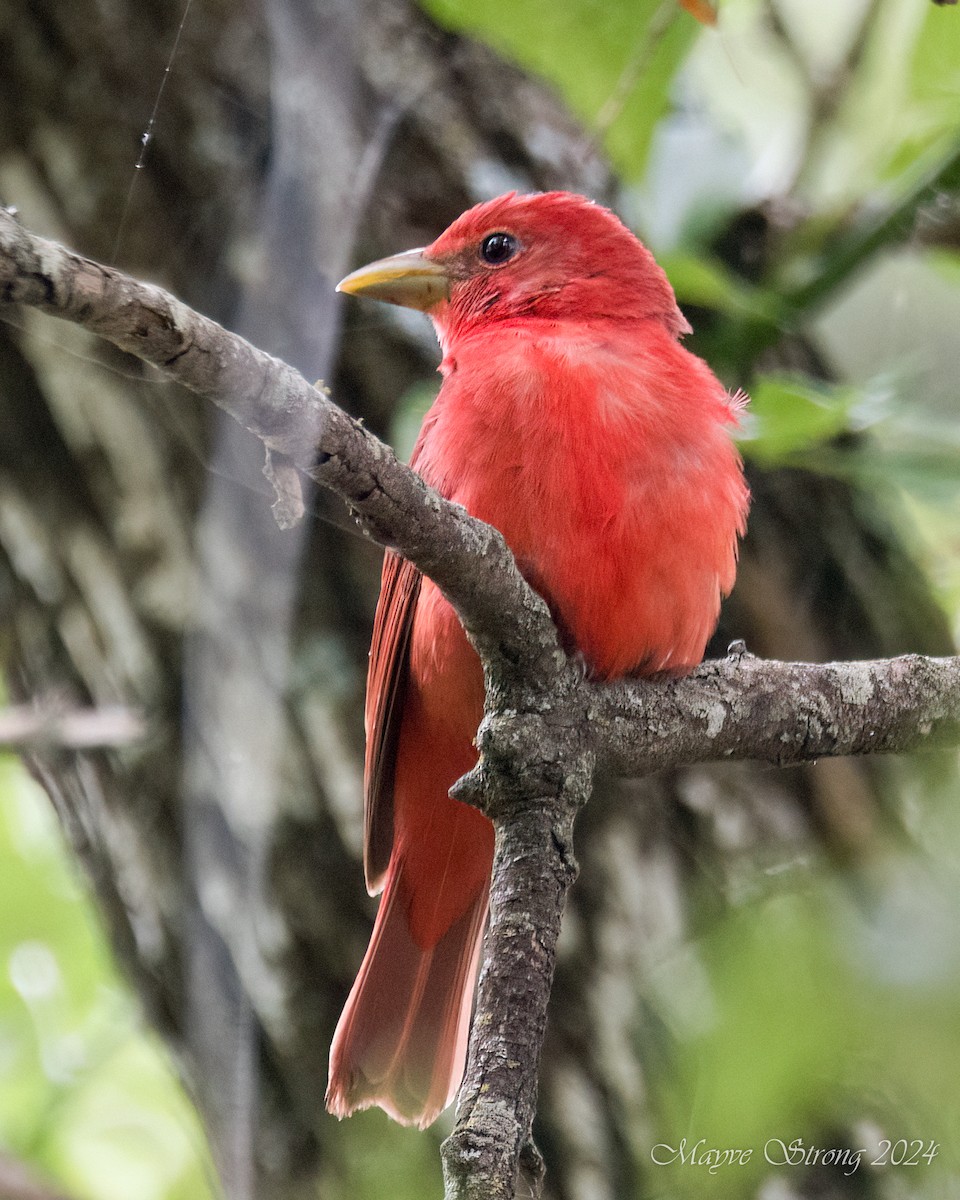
326,859,488,1128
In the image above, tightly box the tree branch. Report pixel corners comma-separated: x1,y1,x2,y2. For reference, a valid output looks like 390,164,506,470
0,206,563,696
0,704,145,750
596,650,960,776
2,211,958,1200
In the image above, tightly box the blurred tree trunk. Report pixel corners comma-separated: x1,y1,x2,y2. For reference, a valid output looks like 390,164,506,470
0,1,952,1198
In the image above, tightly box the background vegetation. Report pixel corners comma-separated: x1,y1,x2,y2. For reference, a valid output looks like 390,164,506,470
1,0,958,1197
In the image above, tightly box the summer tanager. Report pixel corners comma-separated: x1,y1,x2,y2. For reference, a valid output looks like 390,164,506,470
326,191,749,1128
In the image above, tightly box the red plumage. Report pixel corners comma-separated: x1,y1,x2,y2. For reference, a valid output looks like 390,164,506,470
326,192,749,1127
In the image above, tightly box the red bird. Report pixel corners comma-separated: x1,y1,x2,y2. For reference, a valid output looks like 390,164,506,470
326,191,749,1128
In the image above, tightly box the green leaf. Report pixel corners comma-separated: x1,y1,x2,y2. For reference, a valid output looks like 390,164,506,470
418,0,698,177
909,2,960,147
924,247,960,290
660,251,777,321
736,375,857,465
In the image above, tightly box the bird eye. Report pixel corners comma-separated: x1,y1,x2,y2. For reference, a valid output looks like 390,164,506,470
480,232,518,266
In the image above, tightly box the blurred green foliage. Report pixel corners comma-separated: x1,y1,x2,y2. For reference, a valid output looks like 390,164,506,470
0,756,216,1200
649,864,960,1197
736,375,862,464
419,0,698,176
329,1110,445,1199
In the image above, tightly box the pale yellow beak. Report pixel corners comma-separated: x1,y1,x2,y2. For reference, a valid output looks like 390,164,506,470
336,249,450,312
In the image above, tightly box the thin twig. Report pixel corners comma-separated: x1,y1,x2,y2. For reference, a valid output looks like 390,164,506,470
0,705,146,750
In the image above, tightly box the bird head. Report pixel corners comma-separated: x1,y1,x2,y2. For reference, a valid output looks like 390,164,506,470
337,191,691,343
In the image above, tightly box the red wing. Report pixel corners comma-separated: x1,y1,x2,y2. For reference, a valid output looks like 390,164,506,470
363,549,422,894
